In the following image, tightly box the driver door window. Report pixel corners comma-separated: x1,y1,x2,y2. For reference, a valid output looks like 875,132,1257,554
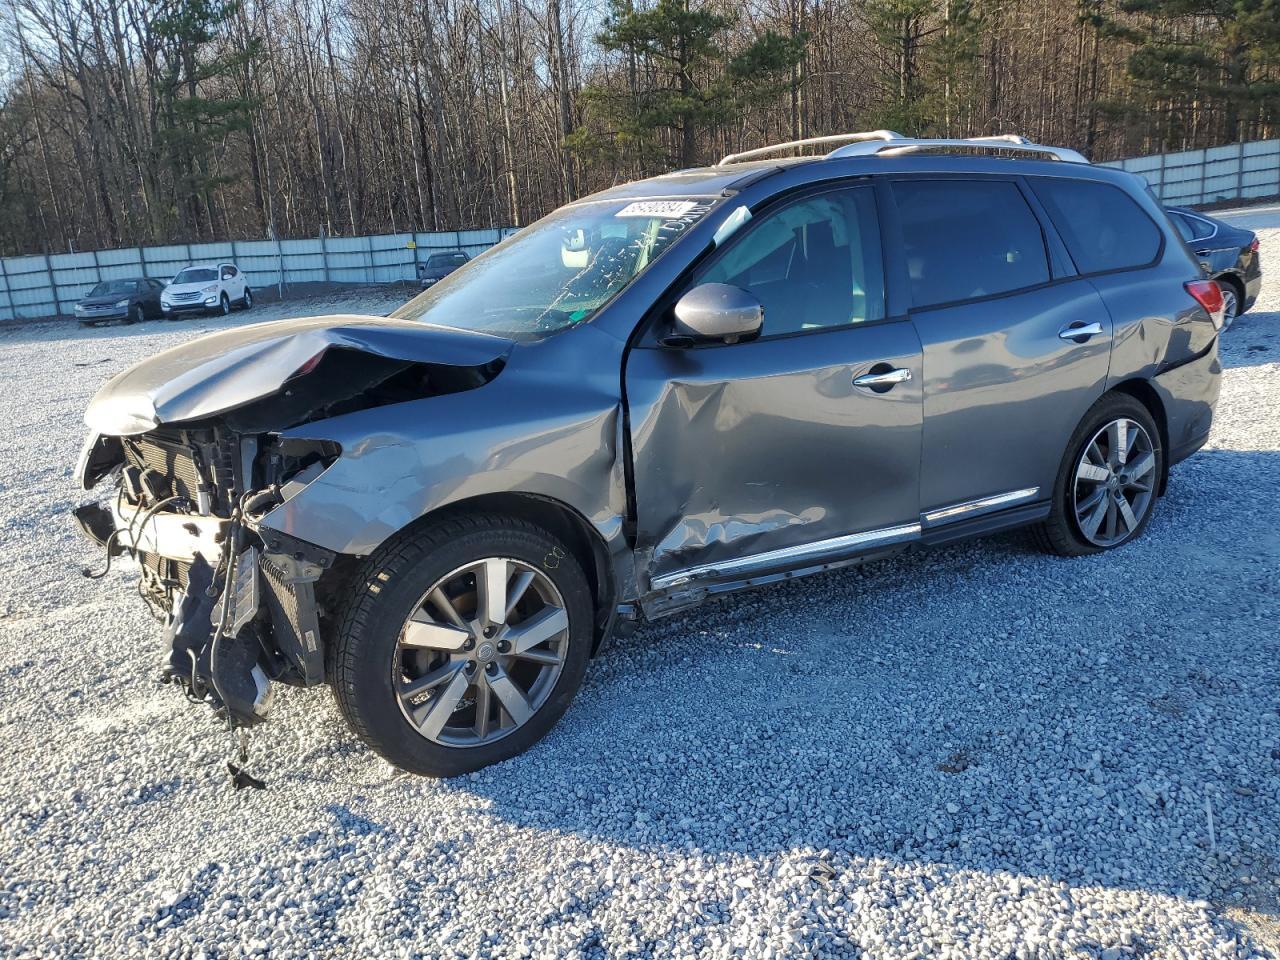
699,186,885,336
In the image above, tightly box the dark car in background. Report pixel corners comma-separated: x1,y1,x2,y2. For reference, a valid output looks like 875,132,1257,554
1166,206,1261,329
417,250,469,288
75,278,164,327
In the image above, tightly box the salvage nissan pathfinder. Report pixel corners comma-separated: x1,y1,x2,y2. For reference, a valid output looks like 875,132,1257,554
75,132,1223,776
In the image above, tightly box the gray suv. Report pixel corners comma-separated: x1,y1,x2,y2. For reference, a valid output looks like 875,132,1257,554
74,132,1223,777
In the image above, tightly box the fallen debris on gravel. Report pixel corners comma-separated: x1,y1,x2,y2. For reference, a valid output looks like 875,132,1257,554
0,217,1277,958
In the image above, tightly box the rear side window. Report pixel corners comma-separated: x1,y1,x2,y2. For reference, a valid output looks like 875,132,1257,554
1170,214,1196,242
1031,179,1162,274
892,180,1050,309
1174,212,1214,243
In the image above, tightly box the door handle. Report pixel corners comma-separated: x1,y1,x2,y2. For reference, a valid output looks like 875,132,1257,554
1058,320,1103,343
1196,249,1211,257
853,366,912,391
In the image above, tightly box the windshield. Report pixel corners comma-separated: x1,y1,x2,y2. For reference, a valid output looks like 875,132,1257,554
392,197,718,338
426,253,466,267
174,268,217,284
88,280,136,297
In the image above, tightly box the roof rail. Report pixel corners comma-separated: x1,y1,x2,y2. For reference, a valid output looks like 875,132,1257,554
825,134,1088,164
718,130,905,166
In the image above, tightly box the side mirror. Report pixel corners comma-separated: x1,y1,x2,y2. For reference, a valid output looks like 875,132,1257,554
667,283,763,346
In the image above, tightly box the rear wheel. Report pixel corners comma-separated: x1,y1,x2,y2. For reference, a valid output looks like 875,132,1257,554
1217,280,1239,330
1030,393,1163,556
330,514,593,776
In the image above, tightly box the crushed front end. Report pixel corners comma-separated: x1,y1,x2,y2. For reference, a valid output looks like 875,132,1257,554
71,316,514,747
75,427,340,728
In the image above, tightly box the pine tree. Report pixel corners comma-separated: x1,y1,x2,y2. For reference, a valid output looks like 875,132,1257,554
567,0,804,170
1114,0,1280,147
151,0,258,237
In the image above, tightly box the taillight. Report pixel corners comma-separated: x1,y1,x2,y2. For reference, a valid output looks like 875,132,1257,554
1250,237,1260,253
1184,279,1225,328
287,348,328,380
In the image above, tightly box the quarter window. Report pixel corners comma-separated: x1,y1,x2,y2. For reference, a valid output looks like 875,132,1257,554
1170,213,1196,243
1174,212,1213,244
892,179,1051,309
1031,179,1162,274
698,186,885,335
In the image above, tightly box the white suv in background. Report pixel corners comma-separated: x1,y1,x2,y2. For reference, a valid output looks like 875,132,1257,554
161,263,252,317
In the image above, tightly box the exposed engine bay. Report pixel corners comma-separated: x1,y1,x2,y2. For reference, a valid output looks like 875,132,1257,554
73,335,509,750
76,425,341,731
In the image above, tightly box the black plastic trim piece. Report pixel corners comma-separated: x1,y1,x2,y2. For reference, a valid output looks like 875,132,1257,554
919,501,1051,547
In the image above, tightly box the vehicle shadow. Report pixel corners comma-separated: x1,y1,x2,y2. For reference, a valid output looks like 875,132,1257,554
1219,304,1278,369
435,447,1280,947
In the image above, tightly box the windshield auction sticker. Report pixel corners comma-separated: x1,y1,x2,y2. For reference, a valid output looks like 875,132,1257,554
615,200,701,218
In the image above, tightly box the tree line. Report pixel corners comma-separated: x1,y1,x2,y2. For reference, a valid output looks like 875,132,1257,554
0,0,1276,256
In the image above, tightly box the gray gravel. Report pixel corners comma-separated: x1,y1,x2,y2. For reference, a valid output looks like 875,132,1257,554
1,219,1278,959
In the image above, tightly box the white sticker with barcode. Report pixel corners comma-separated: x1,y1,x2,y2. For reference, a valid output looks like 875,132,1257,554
615,200,700,218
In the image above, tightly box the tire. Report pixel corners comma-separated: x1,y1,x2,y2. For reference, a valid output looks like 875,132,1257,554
330,513,594,776
241,287,253,310
127,304,144,325
1217,279,1239,330
217,293,231,316
1029,392,1164,557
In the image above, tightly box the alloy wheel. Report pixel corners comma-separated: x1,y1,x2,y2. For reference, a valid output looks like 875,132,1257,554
1220,284,1238,330
1072,417,1156,547
393,557,570,746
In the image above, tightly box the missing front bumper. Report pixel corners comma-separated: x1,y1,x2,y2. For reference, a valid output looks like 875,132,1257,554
74,499,336,728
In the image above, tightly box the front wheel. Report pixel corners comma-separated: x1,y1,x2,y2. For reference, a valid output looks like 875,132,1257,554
128,304,144,325
330,514,594,776
217,293,230,316
1031,393,1164,557
241,287,253,310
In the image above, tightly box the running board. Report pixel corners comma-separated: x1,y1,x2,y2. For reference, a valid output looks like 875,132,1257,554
640,489,1048,619
923,487,1039,526
649,521,921,592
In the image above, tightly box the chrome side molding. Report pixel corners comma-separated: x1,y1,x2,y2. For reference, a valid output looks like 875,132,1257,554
922,487,1041,526
650,522,921,592
650,488,1042,593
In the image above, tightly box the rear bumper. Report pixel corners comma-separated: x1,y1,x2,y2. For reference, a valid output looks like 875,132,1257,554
1153,338,1221,467
1244,272,1262,311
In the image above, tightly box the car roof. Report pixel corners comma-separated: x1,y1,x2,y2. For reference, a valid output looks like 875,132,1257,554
575,160,802,204
578,151,1147,207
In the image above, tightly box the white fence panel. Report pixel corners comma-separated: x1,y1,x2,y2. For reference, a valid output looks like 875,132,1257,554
1100,139,1280,206
0,227,516,320
14,136,1277,322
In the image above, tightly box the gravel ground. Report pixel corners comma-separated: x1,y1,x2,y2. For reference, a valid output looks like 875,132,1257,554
0,217,1277,960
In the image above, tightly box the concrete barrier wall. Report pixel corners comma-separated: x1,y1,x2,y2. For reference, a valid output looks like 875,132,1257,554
7,140,1280,321
1098,139,1280,207
0,227,517,321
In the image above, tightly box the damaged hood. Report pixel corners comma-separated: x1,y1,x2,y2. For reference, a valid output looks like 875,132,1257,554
84,314,514,435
